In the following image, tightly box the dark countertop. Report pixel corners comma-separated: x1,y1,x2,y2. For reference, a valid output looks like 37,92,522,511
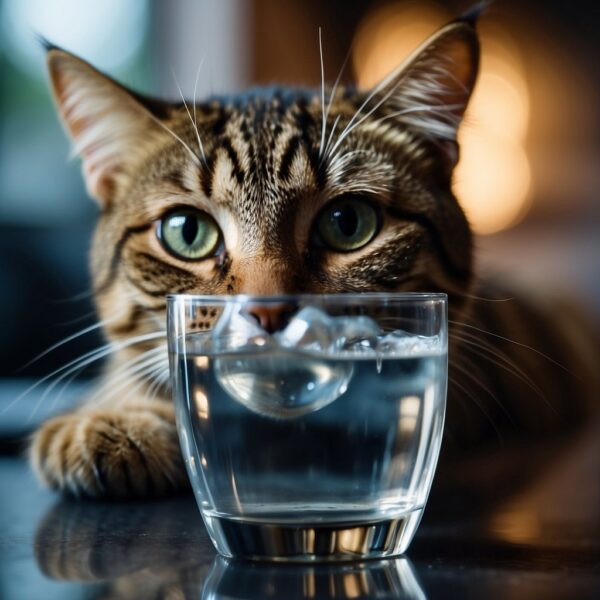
1,379,599,599
1,415,599,600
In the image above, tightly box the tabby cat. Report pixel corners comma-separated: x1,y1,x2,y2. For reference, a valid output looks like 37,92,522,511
30,11,598,500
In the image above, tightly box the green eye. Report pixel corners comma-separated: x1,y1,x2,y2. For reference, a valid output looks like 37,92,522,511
158,209,221,260
316,196,380,252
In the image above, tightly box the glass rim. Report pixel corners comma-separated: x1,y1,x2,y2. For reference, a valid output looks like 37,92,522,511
167,292,447,305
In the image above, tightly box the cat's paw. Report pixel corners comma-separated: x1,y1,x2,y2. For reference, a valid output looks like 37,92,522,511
30,404,188,498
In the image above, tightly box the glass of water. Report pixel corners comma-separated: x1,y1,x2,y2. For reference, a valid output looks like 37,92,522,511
167,293,447,562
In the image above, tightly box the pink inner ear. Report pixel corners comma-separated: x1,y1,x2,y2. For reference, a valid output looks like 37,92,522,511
69,110,119,202
49,65,115,201
82,153,117,203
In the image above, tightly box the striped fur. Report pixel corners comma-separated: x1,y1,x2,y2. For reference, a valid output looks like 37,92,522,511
30,17,599,499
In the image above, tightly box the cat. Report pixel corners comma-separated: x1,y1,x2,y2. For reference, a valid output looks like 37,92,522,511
29,10,599,500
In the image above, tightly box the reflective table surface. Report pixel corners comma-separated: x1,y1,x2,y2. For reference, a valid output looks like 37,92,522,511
1,417,599,599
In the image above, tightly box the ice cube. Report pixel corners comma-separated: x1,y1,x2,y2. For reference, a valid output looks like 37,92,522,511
332,315,382,354
377,330,411,354
377,331,442,356
275,307,383,356
210,303,270,351
275,306,336,352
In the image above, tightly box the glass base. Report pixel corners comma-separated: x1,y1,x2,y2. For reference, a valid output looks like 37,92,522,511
202,509,424,562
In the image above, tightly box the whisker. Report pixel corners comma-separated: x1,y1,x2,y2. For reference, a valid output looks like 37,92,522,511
449,356,514,424
87,346,167,406
369,103,464,130
6,331,166,421
449,289,515,303
21,312,126,370
325,62,410,162
44,357,98,417
144,105,202,168
192,56,206,132
449,331,552,409
87,341,166,393
327,54,464,163
448,374,503,443
50,289,95,303
321,41,354,161
171,68,207,166
54,309,101,327
44,327,161,412
144,367,171,404
450,330,544,393
318,28,327,161
449,319,572,374
10,345,115,419
120,358,169,405
94,351,168,408
323,114,341,161
330,100,462,165
28,337,166,422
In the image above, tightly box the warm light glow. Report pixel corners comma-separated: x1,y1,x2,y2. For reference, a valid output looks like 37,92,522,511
343,573,366,598
353,2,532,234
195,356,209,369
194,389,209,419
490,505,542,544
354,3,450,90
399,395,421,434
455,131,532,234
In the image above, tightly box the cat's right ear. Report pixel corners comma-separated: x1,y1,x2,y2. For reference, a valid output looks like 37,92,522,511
359,11,481,173
46,46,167,207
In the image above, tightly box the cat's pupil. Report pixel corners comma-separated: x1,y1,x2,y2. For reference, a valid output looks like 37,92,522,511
334,207,358,238
182,216,198,245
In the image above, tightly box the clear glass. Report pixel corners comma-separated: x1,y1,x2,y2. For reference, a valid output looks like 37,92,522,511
168,293,447,562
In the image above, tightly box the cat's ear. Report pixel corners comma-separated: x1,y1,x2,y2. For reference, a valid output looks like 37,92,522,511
365,13,480,168
46,46,168,205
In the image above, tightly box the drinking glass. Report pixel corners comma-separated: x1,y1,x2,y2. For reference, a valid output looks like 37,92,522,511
168,293,447,562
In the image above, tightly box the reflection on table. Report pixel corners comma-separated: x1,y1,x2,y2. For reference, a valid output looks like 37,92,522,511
34,497,424,599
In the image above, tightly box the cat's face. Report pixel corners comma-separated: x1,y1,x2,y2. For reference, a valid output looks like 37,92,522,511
46,18,479,342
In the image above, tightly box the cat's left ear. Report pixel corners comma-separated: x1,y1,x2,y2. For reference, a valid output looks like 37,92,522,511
45,45,171,206
365,12,480,169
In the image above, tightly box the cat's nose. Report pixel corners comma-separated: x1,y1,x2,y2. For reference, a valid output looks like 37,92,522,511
245,303,297,334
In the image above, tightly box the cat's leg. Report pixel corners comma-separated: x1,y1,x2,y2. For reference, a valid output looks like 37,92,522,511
29,398,187,498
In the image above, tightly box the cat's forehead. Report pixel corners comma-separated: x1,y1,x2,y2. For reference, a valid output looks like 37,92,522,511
198,85,365,146
169,91,324,203
201,88,317,136
198,91,325,243
209,86,320,112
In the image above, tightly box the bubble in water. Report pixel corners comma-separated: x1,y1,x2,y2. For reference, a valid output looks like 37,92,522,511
214,349,353,419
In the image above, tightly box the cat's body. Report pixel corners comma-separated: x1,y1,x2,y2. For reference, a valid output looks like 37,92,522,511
30,13,599,500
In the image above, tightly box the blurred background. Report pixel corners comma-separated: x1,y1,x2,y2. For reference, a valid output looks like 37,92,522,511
0,0,598,422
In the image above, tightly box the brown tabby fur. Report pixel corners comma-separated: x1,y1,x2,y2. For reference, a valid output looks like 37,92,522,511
30,15,599,500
